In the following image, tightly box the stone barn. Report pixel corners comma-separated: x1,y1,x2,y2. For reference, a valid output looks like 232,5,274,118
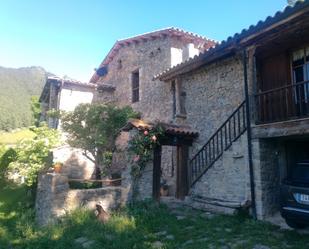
155,0,309,222
88,1,309,225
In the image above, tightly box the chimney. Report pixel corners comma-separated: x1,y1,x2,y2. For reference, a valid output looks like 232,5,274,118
287,0,303,6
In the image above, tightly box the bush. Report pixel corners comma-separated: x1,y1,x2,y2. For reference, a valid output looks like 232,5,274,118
0,147,17,172
6,125,59,186
61,103,139,176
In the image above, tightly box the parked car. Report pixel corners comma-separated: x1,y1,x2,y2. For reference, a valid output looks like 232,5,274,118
280,160,309,228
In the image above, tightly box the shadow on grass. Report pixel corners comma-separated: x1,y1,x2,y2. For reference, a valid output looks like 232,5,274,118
2,193,309,249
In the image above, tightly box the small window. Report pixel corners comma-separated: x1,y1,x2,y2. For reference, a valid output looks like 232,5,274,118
292,47,309,103
171,80,176,116
132,70,139,103
117,59,122,69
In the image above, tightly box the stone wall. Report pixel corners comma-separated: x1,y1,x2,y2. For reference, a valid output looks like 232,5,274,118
35,173,128,226
92,35,208,123
251,138,284,219
191,133,251,207
174,54,251,209
93,37,174,123
52,145,96,180
177,54,245,153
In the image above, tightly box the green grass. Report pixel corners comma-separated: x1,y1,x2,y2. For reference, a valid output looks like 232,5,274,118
1,178,309,249
0,129,35,145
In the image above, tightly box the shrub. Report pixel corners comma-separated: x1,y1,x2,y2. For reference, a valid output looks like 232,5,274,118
61,103,139,176
6,125,59,186
0,147,17,172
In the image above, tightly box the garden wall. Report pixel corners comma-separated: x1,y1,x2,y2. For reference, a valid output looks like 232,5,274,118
35,173,130,226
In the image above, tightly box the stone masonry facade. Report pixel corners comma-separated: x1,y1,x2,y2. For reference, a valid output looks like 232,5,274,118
90,17,309,222
91,32,255,216
92,29,215,199
173,54,252,213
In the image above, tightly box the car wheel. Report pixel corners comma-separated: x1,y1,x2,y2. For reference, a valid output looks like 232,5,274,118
285,218,307,229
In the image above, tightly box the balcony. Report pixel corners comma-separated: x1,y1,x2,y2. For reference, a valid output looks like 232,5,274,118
255,80,309,124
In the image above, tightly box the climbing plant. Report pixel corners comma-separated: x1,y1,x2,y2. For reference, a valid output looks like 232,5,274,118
128,124,164,180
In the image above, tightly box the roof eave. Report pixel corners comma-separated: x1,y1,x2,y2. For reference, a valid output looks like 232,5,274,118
156,45,237,81
155,1,309,81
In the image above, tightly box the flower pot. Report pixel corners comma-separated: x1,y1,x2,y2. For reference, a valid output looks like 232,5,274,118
53,163,62,173
160,185,169,196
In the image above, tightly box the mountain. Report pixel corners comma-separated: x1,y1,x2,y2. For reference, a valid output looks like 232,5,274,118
0,66,47,131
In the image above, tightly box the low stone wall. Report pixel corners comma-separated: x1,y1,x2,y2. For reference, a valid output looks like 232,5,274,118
35,173,129,226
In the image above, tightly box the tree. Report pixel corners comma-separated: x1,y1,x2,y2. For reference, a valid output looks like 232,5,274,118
30,96,41,126
61,103,138,177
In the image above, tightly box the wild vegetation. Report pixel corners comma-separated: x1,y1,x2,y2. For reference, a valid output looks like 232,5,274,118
0,129,35,145
0,191,309,249
0,66,46,131
3,125,59,186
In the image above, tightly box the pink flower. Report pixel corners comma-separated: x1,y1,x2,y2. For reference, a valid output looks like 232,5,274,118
151,135,157,142
144,130,149,136
133,155,140,162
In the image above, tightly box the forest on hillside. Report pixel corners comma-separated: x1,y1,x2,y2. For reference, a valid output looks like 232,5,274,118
0,66,46,131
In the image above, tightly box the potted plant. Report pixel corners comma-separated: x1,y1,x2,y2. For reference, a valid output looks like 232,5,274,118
53,162,63,173
159,179,169,196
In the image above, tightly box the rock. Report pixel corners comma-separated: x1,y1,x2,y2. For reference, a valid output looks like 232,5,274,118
154,231,167,236
185,225,194,230
74,237,95,248
182,239,194,246
104,234,114,240
165,234,175,240
152,241,164,248
221,245,231,249
253,245,270,249
176,215,186,220
197,237,208,242
75,237,88,244
82,240,95,249
200,212,215,219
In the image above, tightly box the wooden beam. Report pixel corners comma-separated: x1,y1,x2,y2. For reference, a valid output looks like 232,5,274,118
152,145,162,201
176,145,189,200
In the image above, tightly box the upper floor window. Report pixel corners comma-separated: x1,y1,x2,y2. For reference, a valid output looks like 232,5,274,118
292,46,309,103
292,47,309,83
132,70,139,103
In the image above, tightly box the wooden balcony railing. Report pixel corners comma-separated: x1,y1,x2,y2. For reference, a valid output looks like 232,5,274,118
255,80,309,124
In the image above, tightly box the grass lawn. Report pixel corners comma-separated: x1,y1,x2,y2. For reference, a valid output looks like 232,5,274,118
0,129,35,145
1,178,309,249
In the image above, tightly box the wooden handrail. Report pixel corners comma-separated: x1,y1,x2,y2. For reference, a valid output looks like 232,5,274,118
68,178,124,183
189,101,247,186
255,80,309,96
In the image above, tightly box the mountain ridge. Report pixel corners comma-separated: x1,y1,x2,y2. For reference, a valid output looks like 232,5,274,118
0,66,47,131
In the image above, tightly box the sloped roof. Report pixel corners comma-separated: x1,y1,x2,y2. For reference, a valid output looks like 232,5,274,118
48,76,96,88
154,0,309,81
89,27,217,83
39,76,96,103
122,118,199,138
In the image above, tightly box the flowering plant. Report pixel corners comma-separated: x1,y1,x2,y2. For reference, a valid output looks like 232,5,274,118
128,124,164,179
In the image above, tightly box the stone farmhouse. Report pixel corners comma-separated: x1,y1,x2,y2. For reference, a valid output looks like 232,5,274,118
89,0,309,223
40,76,95,128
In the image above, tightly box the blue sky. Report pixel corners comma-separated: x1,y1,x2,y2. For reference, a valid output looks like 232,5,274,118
0,0,287,82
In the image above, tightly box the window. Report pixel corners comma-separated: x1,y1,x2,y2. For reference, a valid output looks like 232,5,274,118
292,47,309,103
171,80,176,116
132,70,139,103
117,59,122,69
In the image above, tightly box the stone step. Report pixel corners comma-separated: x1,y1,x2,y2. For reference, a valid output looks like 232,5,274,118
160,196,237,216
184,196,237,215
